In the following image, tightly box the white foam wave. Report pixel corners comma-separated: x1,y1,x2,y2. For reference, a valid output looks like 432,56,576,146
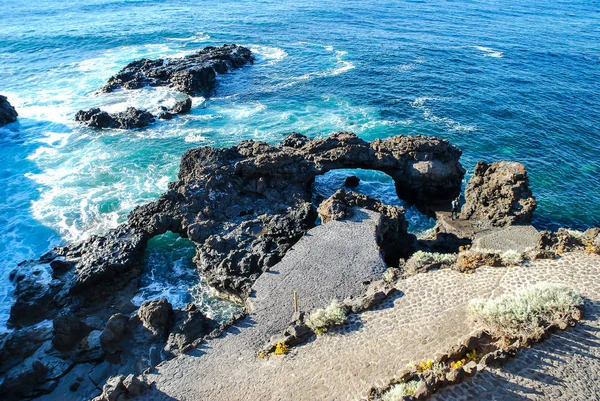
331,50,355,75
474,46,504,58
396,58,425,72
278,47,355,88
97,86,189,116
249,45,288,65
167,32,210,43
410,97,476,132
26,149,174,243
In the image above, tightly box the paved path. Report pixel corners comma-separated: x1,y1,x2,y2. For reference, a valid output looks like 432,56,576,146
140,245,600,400
472,225,540,253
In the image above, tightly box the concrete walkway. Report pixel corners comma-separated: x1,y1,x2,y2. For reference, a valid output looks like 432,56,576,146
140,244,600,400
472,225,540,253
140,208,390,400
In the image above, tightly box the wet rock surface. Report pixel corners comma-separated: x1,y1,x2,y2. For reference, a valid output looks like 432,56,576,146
2,132,463,399
99,44,254,95
0,95,18,126
75,107,156,129
157,97,192,120
461,161,537,227
75,97,193,129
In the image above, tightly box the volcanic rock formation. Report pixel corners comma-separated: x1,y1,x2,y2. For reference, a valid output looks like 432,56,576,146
75,107,156,129
461,161,537,227
99,44,254,95
0,95,18,126
1,132,464,399
75,97,193,129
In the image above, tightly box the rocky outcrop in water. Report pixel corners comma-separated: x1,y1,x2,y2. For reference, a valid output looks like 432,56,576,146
76,97,192,129
0,95,18,126
157,97,192,120
75,107,156,129
2,132,464,399
461,161,536,227
99,44,254,95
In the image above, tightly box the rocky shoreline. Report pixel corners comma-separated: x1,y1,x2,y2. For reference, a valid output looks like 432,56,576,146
0,126,597,400
0,131,465,399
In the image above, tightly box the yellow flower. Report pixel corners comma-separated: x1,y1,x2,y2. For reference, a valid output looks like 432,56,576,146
416,359,433,372
274,342,289,355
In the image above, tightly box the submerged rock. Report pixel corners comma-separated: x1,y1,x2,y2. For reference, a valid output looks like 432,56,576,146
462,161,537,227
0,95,18,126
344,175,360,187
157,96,193,120
75,107,156,129
100,44,254,95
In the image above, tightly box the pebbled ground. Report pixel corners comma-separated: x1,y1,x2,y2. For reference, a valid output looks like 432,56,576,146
139,248,600,401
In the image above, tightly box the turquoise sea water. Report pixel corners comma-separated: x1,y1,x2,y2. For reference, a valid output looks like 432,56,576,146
0,0,599,329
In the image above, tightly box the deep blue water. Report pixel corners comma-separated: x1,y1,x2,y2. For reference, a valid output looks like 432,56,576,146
1,0,599,329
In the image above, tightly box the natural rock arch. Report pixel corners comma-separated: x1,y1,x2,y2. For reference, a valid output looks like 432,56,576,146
3,132,465,399
10,132,465,328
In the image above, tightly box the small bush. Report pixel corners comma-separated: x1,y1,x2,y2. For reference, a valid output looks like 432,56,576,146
469,283,583,341
450,359,465,369
305,299,347,332
411,251,456,268
406,251,457,274
499,250,524,266
382,380,423,401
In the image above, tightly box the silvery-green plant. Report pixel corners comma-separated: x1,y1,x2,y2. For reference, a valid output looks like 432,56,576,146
469,283,583,341
431,362,447,377
500,250,523,266
564,228,584,239
382,380,424,401
305,299,347,332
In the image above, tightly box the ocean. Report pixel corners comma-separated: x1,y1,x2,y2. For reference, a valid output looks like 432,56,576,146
1,0,599,329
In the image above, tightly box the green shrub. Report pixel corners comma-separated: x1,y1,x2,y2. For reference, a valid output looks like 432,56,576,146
469,283,583,341
382,380,423,401
305,299,347,332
